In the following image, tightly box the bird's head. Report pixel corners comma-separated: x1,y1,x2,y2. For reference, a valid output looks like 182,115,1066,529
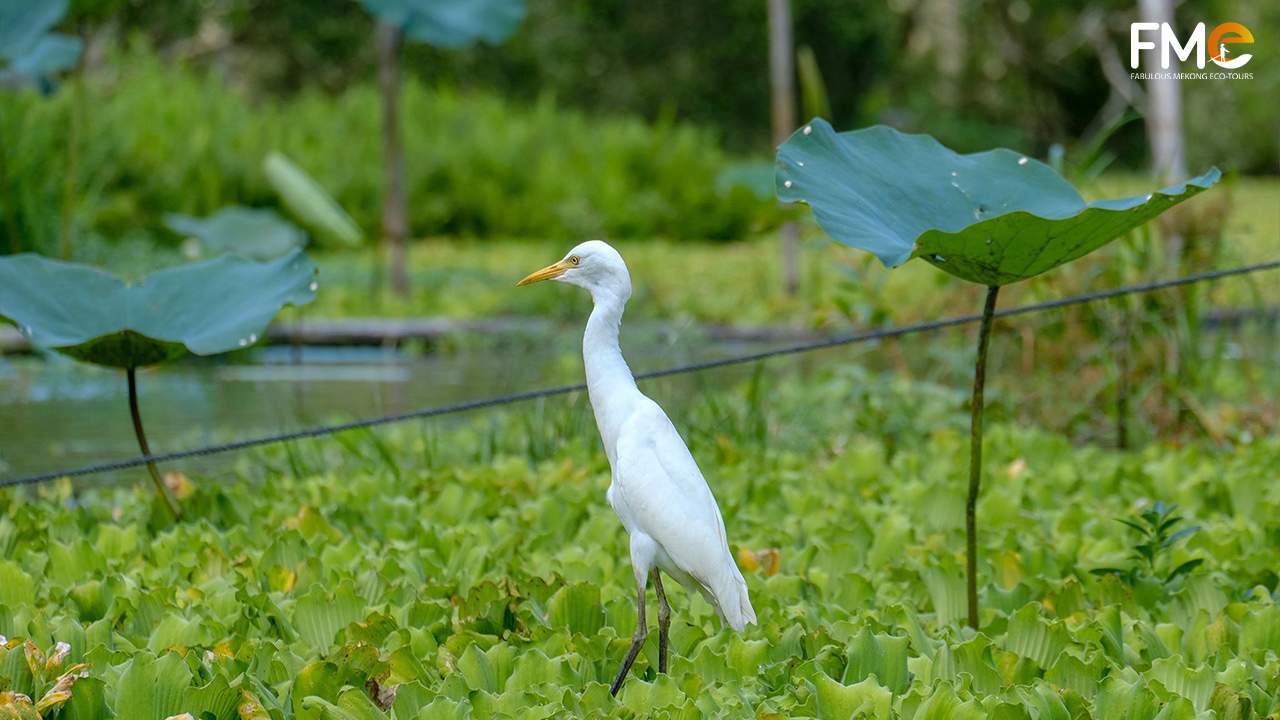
517,240,631,300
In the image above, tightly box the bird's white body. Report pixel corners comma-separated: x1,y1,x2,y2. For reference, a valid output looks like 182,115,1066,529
529,240,756,631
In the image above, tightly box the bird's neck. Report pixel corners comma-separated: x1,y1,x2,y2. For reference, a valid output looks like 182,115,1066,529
583,288,640,463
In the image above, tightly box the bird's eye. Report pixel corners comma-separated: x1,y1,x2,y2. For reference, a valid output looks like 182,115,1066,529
569,255,580,265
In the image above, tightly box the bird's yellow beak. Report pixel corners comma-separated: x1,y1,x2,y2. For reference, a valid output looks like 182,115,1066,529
517,259,573,286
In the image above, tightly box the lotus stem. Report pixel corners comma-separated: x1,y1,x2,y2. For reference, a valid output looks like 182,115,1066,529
966,284,1000,630
127,368,182,520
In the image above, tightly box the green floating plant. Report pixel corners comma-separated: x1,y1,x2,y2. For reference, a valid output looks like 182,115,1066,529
164,206,306,262
776,118,1220,629
0,249,317,518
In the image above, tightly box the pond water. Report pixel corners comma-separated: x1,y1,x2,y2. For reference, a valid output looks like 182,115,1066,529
3,315,1273,488
0,325,792,484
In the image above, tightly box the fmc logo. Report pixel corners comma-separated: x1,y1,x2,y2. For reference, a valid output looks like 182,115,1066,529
1131,22,1254,69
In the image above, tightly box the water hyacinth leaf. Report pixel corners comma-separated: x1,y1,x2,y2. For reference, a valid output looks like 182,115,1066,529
113,652,193,720
910,682,985,720
59,676,106,720
1004,603,1069,669
354,0,525,48
299,691,388,720
293,585,365,650
262,153,363,248
164,206,306,261
546,582,605,637
841,627,909,694
813,672,891,720
1208,683,1252,720
1148,656,1215,711
291,662,344,719
0,695,39,720
0,249,317,369
775,119,1220,285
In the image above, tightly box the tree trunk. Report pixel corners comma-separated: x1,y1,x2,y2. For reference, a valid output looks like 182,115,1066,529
1138,0,1186,260
767,0,799,295
0,117,19,254
61,76,83,260
377,21,409,297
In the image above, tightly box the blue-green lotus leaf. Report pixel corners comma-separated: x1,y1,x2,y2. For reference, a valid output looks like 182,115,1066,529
0,0,81,86
164,206,306,261
776,119,1221,285
0,0,66,59
355,0,525,47
0,249,316,369
4,32,82,80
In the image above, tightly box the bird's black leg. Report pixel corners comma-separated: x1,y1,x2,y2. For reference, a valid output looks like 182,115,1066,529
609,578,648,697
652,568,671,674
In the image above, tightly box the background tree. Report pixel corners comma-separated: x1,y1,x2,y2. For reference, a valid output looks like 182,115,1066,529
351,0,525,297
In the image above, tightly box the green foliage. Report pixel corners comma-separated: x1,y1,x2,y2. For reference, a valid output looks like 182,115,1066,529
775,120,1220,285
1090,502,1204,594
1,370,1278,717
163,206,306,261
0,43,770,255
0,249,316,368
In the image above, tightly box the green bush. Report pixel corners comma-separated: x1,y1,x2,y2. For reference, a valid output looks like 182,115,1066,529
0,42,772,255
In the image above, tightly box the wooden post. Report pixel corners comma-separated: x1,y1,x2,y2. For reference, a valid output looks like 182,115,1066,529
767,0,799,295
377,21,410,297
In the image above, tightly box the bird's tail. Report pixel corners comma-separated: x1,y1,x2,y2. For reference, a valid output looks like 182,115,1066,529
715,559,757,631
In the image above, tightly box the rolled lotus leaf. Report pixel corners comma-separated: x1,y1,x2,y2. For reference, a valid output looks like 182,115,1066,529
776,119,1220,285
262,153,363,248
355,0,525,47
164,206,306,261
0,249,317,369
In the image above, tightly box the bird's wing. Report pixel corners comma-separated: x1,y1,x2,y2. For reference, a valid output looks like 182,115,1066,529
612,399,731,583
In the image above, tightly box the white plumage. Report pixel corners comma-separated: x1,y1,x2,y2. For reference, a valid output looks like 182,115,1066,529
518,240,756,694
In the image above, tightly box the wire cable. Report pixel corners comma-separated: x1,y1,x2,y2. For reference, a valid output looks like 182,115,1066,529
2,259,1276,488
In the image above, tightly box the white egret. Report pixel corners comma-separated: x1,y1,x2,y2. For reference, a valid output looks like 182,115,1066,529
518,240,757,695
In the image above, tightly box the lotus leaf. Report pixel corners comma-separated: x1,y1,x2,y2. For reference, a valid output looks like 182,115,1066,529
163,206,305,261
354,0,525,47
0,0,82,85
0,249,316,369
775,119,1221,285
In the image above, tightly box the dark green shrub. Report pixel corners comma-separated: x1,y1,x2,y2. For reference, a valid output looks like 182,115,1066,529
1,42,772,255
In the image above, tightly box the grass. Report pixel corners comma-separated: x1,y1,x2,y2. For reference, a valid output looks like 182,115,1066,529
1,367,1278,718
